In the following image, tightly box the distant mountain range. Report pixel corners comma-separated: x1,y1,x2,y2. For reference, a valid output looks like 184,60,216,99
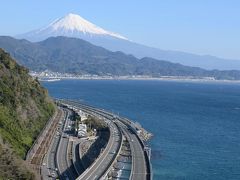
16,13,240,70
1,36,240,80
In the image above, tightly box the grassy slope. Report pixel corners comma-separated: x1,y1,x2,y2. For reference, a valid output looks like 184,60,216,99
0,49,55,179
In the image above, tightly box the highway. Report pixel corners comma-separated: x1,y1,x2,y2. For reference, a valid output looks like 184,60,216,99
130,134,147,179
41,109,65,179
42,103,122,180
41,108,78,180
39,99,151,179
59,99,151,180
76,110,122,180
56,109,78,179
110,118,147,180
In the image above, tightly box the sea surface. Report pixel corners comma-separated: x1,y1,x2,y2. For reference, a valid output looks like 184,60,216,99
42,80,240,180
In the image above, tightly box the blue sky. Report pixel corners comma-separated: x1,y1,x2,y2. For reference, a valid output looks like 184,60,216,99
0,0,240,59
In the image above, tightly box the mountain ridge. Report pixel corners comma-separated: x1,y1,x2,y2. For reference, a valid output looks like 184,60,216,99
1,36,240,80
17,13,128,41
15,13,240,70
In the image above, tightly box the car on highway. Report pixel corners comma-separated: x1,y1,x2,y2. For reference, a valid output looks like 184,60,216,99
62,134,68,138
50,172,56,178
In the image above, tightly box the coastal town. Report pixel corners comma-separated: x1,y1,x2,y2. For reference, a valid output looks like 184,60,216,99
30,70,216,81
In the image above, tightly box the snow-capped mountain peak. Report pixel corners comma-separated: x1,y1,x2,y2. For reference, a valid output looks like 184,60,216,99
17,13,128,41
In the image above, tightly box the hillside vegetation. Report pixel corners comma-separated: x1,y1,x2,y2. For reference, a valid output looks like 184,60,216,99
1,36,240,80
0,49,55,179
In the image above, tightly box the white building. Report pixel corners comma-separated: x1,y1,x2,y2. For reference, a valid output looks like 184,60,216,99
78,123,87,138
77,110,88,121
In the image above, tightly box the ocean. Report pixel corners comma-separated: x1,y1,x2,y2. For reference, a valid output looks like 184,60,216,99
42,80,240,180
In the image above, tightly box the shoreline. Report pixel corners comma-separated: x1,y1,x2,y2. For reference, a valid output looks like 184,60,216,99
38,76,240,83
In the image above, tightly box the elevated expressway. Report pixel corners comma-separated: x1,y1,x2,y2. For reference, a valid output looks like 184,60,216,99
58,99,152,180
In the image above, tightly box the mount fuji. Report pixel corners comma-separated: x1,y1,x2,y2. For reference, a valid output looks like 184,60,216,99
16,13,240,70
17,13,128,42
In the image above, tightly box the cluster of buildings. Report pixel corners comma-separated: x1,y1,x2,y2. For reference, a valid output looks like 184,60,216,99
76,110,88,138
29,70,113,80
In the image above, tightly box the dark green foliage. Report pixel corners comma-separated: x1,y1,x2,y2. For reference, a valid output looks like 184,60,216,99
85,116,107,131
1,36,240,80
0,49,55,179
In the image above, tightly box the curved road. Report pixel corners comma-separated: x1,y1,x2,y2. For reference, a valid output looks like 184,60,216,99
60,100,150,180
76,113,121,180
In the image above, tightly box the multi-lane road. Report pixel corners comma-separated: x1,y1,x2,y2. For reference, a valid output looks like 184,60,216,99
56,109,78,179
41,108,77,179
77,120,121,180
38,99,151,180
41,110,63,179
60,100,151,180
114,120,146,180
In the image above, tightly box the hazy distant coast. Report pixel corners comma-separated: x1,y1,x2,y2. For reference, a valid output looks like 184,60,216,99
31,71,240,83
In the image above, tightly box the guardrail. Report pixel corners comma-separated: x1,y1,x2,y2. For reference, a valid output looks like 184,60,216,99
100,121,124,179
56,99,152,180
121,126,135,180
135,132,152,180
118,117,152,180
74,107,118,180
76,128,112,179
55,109,68,178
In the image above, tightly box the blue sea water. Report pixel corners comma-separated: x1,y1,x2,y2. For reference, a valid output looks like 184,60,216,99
42,80,240,180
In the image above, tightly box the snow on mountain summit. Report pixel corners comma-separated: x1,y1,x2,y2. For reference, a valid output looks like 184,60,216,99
50,13,127,39
17,13,128,41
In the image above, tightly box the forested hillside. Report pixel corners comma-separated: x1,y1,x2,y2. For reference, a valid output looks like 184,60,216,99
1,36,240,80
0,49,55,179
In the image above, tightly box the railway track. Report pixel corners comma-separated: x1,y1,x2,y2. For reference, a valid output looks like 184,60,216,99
30,109,63,166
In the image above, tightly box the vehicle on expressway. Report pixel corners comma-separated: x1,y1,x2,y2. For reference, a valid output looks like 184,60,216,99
41,99,152,180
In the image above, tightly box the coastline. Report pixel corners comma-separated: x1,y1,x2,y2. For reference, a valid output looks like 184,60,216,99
43,78,240,180
37,76,240,83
